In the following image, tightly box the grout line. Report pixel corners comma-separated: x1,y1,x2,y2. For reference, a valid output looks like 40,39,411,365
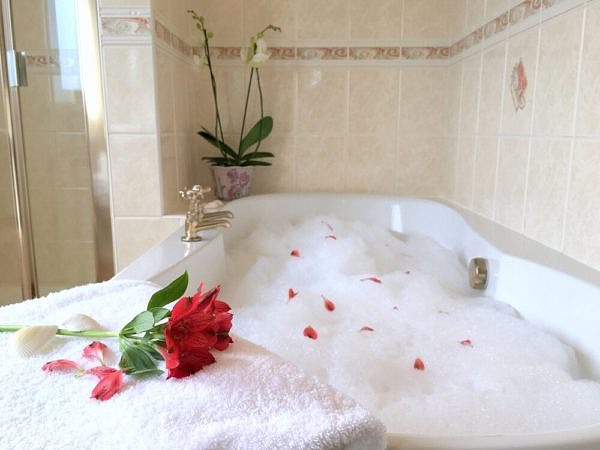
492,42,510,222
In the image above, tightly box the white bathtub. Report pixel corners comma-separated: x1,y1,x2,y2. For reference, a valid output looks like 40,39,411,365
115,193,600,450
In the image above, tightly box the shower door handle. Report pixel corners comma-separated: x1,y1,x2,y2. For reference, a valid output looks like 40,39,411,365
6,50,27,87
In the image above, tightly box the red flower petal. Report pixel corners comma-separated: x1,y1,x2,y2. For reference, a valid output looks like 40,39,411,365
325,235,337,240
460,339,473,347
41,359,80,372
321,221,334,232
303,326,318,340
90,370,124,401
83,341,108,363
413,358,425,370
290,249,301,257
360,277,382,283
360,326,374,332
86,366,119,378
288,288,298,300
321,295,336,311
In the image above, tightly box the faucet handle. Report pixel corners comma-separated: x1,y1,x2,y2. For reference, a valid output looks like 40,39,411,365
179,184,211,201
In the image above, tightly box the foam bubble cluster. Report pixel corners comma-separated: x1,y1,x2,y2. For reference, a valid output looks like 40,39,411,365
224,215,600,435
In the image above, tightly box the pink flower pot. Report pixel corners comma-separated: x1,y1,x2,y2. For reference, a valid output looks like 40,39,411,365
210,166,254,201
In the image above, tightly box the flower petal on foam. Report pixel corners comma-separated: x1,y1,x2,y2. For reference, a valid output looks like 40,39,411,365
360,276,382,284
413,358,425,371
91,370,124,401
303,326,318,340
460,339,473,347
288,288,298,300
290,249,301,257
321,295,336,312
360,326,374,332
42,359,80,372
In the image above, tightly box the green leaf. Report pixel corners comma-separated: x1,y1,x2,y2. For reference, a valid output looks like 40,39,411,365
241,160,272,166
149,307,170,323
118,338,162,376
202,156,231,166
147,271,188,309
238,116,273,156
120,310,155,335
198,129,238,160
240,151,274,160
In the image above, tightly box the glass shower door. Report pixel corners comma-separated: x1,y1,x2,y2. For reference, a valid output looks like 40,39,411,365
1,0,112,302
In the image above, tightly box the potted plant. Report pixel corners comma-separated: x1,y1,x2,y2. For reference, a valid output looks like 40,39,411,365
189,10,281,201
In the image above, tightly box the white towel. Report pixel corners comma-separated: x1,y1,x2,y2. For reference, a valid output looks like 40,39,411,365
0,280,386,450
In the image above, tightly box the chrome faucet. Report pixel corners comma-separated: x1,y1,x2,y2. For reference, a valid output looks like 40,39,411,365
179,185,234,242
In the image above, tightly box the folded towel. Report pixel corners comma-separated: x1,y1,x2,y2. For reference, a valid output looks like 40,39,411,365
0,280,386,450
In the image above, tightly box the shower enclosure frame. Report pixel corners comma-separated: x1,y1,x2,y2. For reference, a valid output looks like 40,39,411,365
0,0,114,300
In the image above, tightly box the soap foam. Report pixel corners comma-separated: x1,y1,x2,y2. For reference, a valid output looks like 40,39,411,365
224,215,600,435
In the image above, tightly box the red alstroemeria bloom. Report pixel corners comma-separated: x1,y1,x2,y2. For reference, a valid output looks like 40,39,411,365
42,359,80,372
83,341,107,364
164,285,233,379
91,370,124,401
303,326,318,340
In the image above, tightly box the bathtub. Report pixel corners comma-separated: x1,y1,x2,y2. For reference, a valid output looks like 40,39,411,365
114,193,600,450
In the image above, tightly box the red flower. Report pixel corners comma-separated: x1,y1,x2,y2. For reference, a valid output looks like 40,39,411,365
303,326,318,340
360,277,382,284
91,370,124,401
460,339,473,347
163,285,233,379
288,288,298,300
325,235,337,240
321,295,335,311
290,249,301,257
413,358,425,370
360,326,374,332
42,359,80,372
83,341,107,364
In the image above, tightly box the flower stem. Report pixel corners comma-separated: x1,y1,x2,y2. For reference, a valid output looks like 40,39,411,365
203,29,227,164
252,68,265,155
238,68,255,157
0,325,119,339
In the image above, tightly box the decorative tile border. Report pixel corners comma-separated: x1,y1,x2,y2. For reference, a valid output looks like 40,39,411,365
150,0,576,63
101,17,151,36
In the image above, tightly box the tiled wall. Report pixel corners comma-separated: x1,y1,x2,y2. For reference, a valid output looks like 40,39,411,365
99,0,182,270
448,0,600,271
102,0,600,274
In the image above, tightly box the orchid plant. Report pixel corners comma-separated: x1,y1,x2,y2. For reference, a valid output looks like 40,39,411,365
0,272,233,400
189,10,281,167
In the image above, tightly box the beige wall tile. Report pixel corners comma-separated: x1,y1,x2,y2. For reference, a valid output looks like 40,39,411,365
350,69,399,135
295,136,345,191
12,0,49,50
459,55,483,137
453,136,475,206
495,137,529,232
575,1,600,137
501,27,539,136
448,0,468,41
19,74,53,132
403,0,449,41
102,0,150,6
446,63,463,137
207,67,247,135
524,138,572,250
563,140,600,268
400,68,447,136
35,241,96,288
532,7,583,137
155,48,175,134
472,136,498,218
298,69,348,134
397,135,448,197
350,0,403,41
346,135,396,194
104,45,157,133
485,0,519,21
109,134,162,217
114,217,183,270
297,0,349,42
190,0,244,45
251,135,295,193
248,68,297,134
243,0,296,44
478,42,506,136
466,0,486,31
160,135,179,214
